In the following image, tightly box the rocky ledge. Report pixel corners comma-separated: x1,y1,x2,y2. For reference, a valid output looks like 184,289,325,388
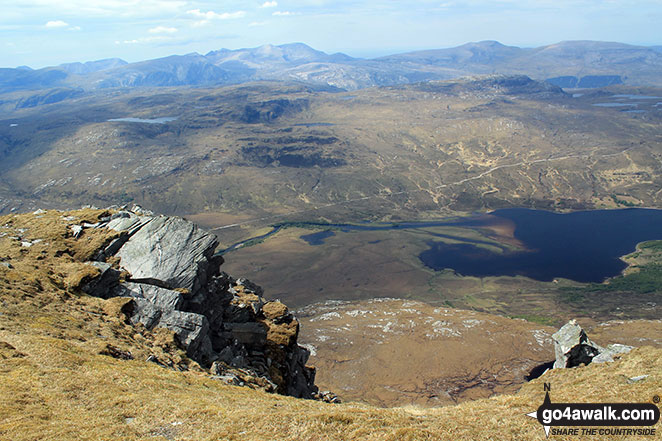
79,207,319,399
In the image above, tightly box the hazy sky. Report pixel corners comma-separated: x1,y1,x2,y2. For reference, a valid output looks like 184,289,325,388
3,0,661,68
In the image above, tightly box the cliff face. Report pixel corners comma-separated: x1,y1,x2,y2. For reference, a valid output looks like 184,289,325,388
74,207,318,398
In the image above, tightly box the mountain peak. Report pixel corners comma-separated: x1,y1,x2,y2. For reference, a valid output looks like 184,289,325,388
467,40,507,47
255,42,329,61
59,58,128,75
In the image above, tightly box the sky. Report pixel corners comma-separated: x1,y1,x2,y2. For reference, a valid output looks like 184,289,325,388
3,0,662,69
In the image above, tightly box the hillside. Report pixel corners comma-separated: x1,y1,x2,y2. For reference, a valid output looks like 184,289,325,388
1,208,661,440
299,298,662,409
298,298,556,407
2,78,661,224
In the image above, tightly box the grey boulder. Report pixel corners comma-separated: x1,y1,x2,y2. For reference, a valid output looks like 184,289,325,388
592,343,634,363
158,310,213,361
113,282,183,311
552,320,633,368
115,216,219,295
128,297,163,330
81,262,121,298
106,211,152,234
114,282,213,361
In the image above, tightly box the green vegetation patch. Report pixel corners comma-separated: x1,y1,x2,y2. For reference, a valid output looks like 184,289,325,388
597,264,662,294
610,194,639,207
560,264,662,305
639,240,662,252
558,290,586,304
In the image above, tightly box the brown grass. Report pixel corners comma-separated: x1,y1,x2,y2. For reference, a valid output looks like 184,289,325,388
1,327,660,441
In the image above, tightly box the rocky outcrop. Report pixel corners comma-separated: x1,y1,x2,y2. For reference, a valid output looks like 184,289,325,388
79,207,318,399
552,320,633,369
113,214,221,295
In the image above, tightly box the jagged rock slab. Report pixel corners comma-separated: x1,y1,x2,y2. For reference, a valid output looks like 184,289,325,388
106,211,153,234
592,343,634,364
81,262,121,299
223,322,267,346
125,295,213,362
115,216,219,294
113,282,183,311
552,319,602,368
552,319,633,368
3,207,321,400
158,310,213,362
128,297,163,330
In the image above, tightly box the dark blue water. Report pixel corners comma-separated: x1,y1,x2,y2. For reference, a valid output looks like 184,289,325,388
420,208,662,282
300,230,336,245
293,122,336,127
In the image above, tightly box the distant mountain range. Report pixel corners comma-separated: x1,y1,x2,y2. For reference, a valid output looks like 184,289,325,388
2,40,662,100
